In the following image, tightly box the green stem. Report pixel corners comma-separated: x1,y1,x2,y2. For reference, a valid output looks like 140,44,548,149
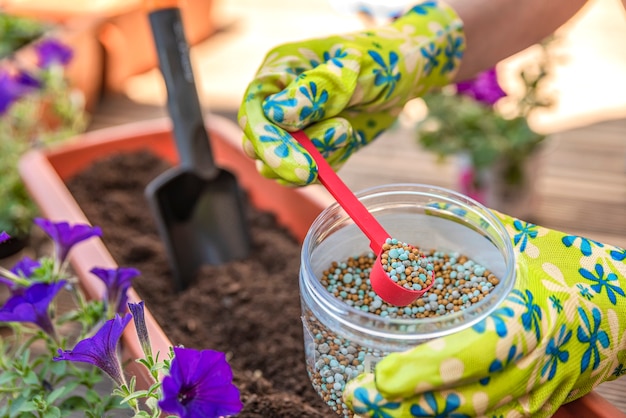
0,265,31,287
0,387,22,393
14,333,49,359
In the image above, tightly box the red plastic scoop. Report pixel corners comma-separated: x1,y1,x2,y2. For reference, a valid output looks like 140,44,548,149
291,131,434,306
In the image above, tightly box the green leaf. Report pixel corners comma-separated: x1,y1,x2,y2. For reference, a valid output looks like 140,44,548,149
8,396,27,416
58,396,89,411
120,390,149,405
85,388,102,404
146,381,162,396
17,400,37,412
42,406,61,418
17,412,38,418
48,360,67,378
45,384,73,405
0,370,19,385
144,396,159,411
100,394,125,411
22,370,39,386
0,14,47,59
16,349,32,370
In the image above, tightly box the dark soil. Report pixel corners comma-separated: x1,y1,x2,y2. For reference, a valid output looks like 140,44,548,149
65,151,334,418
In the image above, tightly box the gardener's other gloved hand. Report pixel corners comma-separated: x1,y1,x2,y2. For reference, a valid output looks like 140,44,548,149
343,212,626,417
238,1,464,185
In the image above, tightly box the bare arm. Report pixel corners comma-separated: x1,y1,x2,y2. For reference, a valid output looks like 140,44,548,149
448,0,590,81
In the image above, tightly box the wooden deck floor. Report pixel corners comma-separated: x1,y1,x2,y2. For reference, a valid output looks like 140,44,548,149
340,115,626,250
87,93,626,413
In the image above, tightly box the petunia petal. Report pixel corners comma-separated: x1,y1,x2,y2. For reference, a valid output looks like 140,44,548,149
34,218,102,264
35,39,73,68
10,256,41,279
455,67,506,106
0,281,65,337
0,70,38,114
159,347,242,418
91,267,140,314
128,301,152,358
54,313,131,387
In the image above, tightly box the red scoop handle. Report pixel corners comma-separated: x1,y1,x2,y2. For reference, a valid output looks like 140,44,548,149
291,130,434,306
291,131,389,251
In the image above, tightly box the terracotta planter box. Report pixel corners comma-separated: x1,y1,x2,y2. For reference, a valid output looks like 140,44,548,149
98,0,217,92
4,0,217,94
18,115,625,418
18,115,329,389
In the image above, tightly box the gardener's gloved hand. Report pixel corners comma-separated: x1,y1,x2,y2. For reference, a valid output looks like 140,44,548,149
238,1,464,185
343,211,626,417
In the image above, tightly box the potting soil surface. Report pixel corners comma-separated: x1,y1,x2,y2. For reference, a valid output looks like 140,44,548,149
66,151,335,417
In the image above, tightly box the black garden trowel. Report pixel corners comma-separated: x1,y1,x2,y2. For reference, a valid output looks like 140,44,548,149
144,0,250,291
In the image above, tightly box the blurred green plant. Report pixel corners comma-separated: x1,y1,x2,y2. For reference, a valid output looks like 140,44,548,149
415,38,558,187
0,14,48,59
0,17,87,241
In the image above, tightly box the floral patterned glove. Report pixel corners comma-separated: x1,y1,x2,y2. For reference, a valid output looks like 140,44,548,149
237,1,464,185
343,212,626,417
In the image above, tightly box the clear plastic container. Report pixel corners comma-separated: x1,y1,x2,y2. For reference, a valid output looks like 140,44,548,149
299,183,516,417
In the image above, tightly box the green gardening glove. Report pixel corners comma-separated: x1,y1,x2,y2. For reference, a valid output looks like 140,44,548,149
343,211,626,417
237,1,464,185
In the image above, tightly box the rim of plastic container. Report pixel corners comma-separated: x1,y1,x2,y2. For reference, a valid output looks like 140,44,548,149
301,183,517,342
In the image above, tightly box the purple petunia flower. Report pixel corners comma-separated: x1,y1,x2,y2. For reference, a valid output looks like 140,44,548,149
11,256,42,279
159,347,243,418
0,231,10,243
54,313,131,387
15,70,42,89
0,281,66,338
90,267,140,315
35,39,73,68
34,218,102,265
0,256,42,292
455,67,507,106
0,69,39,115
128,301,152,358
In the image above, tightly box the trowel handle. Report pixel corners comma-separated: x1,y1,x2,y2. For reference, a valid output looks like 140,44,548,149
147,3,218,177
